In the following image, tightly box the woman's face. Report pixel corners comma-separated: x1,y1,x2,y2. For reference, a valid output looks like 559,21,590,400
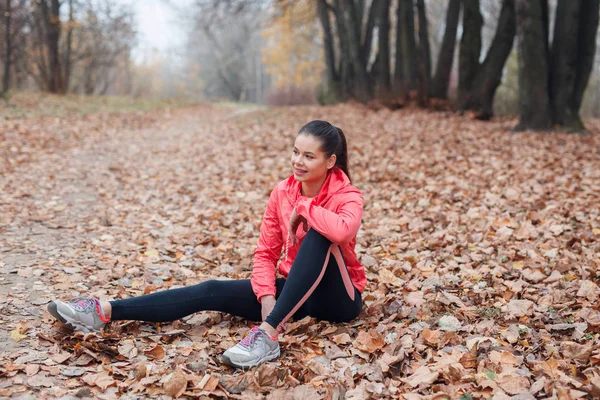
291,134,336,183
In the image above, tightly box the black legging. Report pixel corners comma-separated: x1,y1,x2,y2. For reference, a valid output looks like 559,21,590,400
110,229,362,330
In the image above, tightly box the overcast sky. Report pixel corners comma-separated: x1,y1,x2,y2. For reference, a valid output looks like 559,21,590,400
123,0,191,63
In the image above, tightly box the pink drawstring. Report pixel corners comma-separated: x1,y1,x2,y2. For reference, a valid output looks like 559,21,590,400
284,232,291,262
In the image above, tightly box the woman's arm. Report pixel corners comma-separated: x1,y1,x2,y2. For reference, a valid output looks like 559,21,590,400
251,188,283,301
295,192,363,244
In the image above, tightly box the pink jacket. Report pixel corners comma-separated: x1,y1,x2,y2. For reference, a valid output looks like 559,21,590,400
251,167,367,301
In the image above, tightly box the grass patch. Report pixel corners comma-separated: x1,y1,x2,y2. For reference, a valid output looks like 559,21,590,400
476,306,501,319
213,101,267,109
0,91,198,120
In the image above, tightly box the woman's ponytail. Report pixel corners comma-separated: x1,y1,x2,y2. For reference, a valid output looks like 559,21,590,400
334,127,351,182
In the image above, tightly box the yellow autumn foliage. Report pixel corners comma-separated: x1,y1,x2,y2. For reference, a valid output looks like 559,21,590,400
261,0,324,89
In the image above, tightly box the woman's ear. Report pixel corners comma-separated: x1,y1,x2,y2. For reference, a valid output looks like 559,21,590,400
327,154,337,169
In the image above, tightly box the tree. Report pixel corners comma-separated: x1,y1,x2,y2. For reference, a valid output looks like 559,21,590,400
187,0,268,102
316,0,338,98
549,0,599,130
431,0,461,99
373,0,391,99
315,0,400,102
458,0,516,119
261,1,323,93
457,0,482,108
394,0,418,98
3,0,10,96
38,0,64,93
416,0,432,104
515,0,599,131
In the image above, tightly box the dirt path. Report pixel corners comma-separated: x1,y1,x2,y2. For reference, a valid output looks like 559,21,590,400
0,105,256,354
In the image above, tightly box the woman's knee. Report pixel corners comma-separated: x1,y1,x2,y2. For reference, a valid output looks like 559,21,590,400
299,229,331,250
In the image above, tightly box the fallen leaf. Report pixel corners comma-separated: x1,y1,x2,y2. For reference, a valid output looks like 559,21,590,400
25,364,40,377
196,373,219,392
144,344,165,360
332,333,352,345
560,341,592,362
402,365,439,388
10,329,27,342
118,339,138,359
506,299,534,317
164,370,188,397
353,330,385,354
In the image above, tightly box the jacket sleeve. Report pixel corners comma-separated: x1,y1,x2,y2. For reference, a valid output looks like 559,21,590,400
296,192,363,244
251,188,283,301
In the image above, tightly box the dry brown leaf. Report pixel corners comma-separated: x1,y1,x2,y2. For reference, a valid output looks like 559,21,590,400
197,373,219,392
353,330,385,354
164,370,188,397
422,328,441,345
401,365,439,388
132,361,147,381
25,364,40,377
143,344,165,360
10,329,27,343
332,333,352,345
118,339,138,359
254,363,279,388
560,341,592,361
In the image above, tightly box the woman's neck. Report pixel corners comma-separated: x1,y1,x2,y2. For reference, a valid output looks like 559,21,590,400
301,174,328,198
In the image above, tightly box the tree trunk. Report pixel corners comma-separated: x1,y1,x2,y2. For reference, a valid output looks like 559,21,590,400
431,0,460,99
551,0,599,131
394,0,418,96
393,0,406,96
361,0,377,66
549,0,580,126
375,0,391,98
471,0,516,119
40,0,63,93
316,0,339,97
63,0,73,93
569,0,599,128
457,0,482,110
514,0,552,131
334,0,370,102
404,0,418,91
3,0,11,96
332,1,353,100
416,0,431,105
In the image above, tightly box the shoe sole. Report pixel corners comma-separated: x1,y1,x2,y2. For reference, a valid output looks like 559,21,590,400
47,302,95,333
221,347,281,370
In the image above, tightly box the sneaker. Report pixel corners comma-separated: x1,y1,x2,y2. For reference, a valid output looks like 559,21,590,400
47,297,110,333
221,327,280,369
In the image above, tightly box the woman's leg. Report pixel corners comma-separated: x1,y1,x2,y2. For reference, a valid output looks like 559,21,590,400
48,278,286,332
300,244,362,323
264,229,362,332
111,278,286,322
222,229,362,369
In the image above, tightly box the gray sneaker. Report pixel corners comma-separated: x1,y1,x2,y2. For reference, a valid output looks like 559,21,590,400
47,297,110,333
222,327,280,369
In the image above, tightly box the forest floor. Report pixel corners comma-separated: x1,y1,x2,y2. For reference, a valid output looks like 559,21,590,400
1,97,600,399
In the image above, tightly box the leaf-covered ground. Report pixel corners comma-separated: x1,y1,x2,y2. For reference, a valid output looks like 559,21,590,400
1,103,600,399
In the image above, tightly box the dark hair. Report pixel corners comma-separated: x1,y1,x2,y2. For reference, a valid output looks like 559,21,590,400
298,120,351,182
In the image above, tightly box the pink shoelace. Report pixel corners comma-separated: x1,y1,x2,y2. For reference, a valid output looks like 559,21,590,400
240,327,262,348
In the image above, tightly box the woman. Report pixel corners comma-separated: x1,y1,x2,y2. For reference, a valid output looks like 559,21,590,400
48,120,367,369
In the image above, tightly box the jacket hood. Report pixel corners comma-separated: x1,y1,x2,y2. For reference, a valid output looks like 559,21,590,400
284,167,359,206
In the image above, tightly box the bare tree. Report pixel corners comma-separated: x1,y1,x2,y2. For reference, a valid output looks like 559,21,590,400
431,0,461,99
2,0,11,96
186,0,268,101
515,0,599,131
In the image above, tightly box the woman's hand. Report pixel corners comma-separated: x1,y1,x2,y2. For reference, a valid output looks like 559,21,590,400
260,295,276,321
289,208,308,246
